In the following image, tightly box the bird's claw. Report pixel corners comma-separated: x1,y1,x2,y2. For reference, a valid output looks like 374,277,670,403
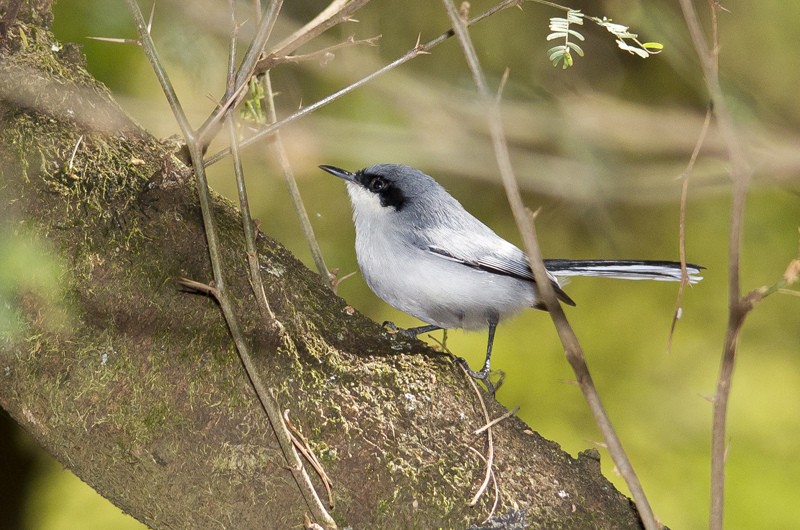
382,321,400,334
456,357,501,395
382,321,422,339
456,357,489,379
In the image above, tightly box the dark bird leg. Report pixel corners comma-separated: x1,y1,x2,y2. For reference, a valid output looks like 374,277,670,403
457,319,501,394
460,320,496,379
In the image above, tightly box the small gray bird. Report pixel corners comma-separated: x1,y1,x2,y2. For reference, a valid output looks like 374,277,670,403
321,163,702,386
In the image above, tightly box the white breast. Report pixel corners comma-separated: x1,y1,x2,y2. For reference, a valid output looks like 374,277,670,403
348,184,537,330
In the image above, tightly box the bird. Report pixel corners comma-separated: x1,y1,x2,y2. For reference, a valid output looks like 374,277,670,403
320,163,702,388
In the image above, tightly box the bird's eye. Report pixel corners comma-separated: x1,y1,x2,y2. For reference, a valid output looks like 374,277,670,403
368,177,387,193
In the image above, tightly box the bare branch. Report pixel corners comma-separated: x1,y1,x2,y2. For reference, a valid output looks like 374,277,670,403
284,409,335,508
254,0,373,73
474,406,519,436
124,1,335,526
466,446,500,522
196,0,284,148
262,72,334,288
461,364,495,510
440,0,659,527
676,1,754,528
278,34,381,66
668,106,712,353
203,0,521,166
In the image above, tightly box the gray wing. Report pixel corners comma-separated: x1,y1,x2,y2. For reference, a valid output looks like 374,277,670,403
426,242,577,307
407,193,576,306
427,243,531,281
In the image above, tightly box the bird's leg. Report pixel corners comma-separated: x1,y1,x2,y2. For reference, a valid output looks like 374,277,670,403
458,320,496,379
382,321,441,339
457,320,500,393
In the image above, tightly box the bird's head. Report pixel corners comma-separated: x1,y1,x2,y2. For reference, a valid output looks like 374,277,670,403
320,163,442,215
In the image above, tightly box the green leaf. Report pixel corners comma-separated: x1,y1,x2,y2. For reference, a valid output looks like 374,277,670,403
566,28,586,41
563,50,573,68
567,41,585,56
643,42,664,51
548,46,565,62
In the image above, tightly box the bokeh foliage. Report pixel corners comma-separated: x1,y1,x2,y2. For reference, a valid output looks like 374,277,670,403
6,0,797,528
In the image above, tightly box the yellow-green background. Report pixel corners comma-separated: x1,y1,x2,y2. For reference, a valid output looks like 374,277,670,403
4,0,798,528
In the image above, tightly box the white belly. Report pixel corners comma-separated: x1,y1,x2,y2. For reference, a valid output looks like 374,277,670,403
355,230,537,330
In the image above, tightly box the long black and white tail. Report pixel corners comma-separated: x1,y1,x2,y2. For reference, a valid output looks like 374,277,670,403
544,260,704,284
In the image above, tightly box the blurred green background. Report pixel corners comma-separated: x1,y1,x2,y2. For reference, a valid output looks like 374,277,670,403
2,0,798,528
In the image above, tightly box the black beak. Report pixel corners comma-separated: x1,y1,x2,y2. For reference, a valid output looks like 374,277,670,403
319,165,357,183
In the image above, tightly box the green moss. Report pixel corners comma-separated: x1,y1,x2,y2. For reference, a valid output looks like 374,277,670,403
1,19,644,528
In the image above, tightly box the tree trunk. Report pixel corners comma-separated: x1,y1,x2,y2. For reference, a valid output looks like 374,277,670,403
0,2,642,528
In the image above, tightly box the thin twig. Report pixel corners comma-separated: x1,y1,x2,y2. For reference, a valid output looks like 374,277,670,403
530,214,659,530
232,0,283,94
466,446,500,522
124,1,335,526
279,34,381,65
441,0,658,527
227,116,280,325
204,0,521,166
255,0,373,74
528,0,573,12
205,43,423,166
474,406,519,436
226,0,239,92
262,71,334,287
178,277,219,298
224,8,279,327
284,410,335,508
330,270,357,291
196,0,285,149
198,0,370,149
667,106,712,353
87,3,154,46
67,135,84,175
460,363,495,508
676,2,754,528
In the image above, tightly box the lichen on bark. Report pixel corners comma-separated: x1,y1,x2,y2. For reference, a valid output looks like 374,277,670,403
0,4,644,528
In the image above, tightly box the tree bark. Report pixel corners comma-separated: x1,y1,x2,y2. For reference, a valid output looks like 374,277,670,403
0,2,642,528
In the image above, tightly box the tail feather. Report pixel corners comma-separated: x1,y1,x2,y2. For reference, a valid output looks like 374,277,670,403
544,259,704,284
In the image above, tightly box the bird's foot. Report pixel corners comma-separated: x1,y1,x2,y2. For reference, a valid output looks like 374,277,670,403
382,320,400,334
456,357,504,395
382,321,439,340
383,320,418,339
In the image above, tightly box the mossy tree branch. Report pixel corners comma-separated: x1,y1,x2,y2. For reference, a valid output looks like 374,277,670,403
1,2,644,528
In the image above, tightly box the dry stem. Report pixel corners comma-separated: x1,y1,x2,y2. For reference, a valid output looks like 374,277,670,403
441,0,658,527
